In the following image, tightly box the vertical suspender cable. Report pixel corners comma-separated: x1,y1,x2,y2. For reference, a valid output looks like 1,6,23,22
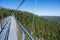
34,0,37,39
32,0,37,34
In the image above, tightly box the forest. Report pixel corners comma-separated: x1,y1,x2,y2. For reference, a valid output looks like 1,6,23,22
0,8,60,40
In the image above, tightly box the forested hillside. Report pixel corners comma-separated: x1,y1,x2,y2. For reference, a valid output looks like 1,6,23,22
0,8,60,40
0,8,11,20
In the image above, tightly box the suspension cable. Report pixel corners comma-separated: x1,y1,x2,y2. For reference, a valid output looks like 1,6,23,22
13,0,25,15
16,0,25,9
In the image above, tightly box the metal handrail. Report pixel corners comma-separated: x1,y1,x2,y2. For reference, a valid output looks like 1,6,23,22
0,18,10,34
4,19,11,40
16,19,35,40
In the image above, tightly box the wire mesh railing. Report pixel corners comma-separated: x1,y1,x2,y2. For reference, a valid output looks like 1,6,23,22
16,19,35,40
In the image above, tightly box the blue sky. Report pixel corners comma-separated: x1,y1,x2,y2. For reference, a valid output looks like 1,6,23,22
0,0,60,16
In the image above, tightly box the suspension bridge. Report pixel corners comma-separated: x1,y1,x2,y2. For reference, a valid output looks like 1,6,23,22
0,16,35,40
0,0,36,40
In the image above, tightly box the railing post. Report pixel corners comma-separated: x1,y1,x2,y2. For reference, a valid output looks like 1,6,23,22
22,31,25,40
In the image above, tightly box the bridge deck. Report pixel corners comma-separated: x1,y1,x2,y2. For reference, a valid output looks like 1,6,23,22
0,16,35,40
0,16,18,40
8,16,18,40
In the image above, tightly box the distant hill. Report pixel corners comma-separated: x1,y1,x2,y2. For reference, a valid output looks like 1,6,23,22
43,16,60,22
0,8,60,40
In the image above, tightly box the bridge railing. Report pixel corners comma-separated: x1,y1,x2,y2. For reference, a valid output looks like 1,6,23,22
16,19,35,40
4,19,11,40
0,17,10,34
0,17,11,40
